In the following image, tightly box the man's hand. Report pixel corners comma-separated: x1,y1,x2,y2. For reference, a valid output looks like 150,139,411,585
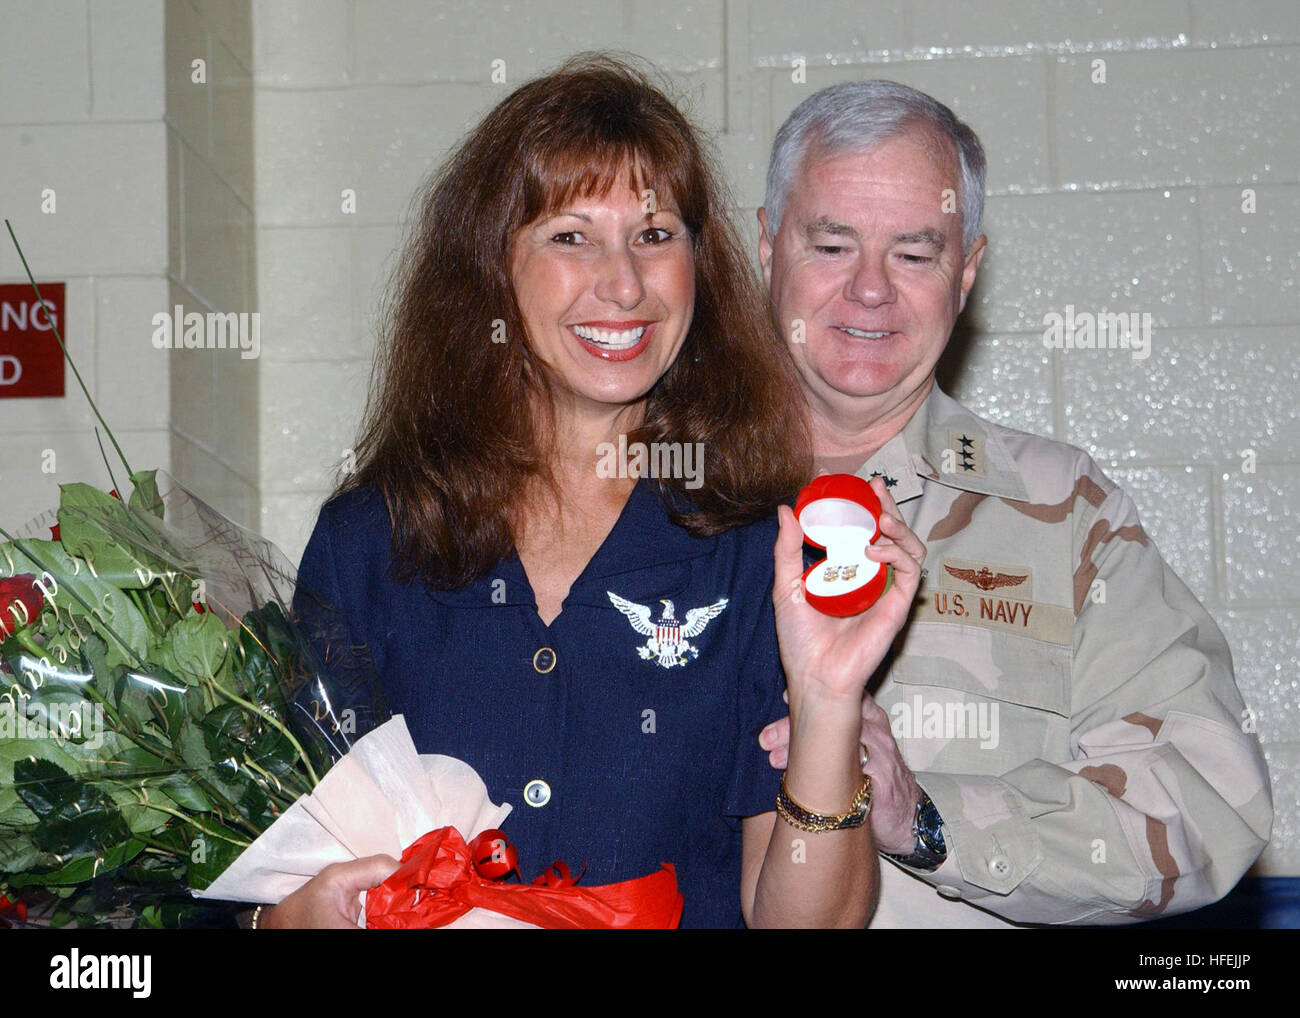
259,854,399,929
856,697,922,855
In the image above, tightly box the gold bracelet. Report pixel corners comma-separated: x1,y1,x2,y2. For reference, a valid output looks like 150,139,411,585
250,904,266,929
776,772,873,833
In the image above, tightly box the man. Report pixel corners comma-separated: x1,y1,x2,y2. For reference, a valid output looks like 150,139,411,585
756,81,1272,926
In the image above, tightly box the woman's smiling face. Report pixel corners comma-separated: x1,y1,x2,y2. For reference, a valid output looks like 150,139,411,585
509,173,695,417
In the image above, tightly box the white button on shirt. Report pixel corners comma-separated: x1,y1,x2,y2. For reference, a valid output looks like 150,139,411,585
523,779,551,807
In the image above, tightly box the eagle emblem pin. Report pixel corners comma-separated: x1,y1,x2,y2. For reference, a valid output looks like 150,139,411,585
607,592,728,669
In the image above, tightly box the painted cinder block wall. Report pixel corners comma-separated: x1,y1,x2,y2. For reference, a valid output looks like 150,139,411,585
1,0,1295,880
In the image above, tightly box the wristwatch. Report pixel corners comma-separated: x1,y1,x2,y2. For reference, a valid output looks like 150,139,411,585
881,788,947,871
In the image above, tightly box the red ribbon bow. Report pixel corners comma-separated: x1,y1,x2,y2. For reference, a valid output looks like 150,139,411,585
365,827,682,929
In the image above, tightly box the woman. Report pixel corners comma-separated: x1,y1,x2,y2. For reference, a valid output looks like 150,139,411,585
265,54,923,928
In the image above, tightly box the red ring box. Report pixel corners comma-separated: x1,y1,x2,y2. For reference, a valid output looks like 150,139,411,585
794,473,890,617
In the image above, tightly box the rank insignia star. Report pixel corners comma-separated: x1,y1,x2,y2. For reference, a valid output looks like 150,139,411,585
607,592,728,669
867,469,899,489
957,436,977,472
946,429,987,477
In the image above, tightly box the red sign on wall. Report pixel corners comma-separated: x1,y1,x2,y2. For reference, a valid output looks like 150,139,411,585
0,282,66,398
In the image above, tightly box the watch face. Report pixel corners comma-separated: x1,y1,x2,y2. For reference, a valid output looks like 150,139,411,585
916,792,946,855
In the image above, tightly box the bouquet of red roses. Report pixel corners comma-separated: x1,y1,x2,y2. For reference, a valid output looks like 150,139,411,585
1,221,681,929
0,465,388,926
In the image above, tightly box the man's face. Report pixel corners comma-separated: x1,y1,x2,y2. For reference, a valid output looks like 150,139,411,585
759,127,985,418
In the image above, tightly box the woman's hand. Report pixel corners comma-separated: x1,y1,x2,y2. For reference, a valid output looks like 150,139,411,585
259,855,399,929
772,477,925,709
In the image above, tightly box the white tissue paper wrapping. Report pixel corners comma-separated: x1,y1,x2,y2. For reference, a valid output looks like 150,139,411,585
194,715,539,928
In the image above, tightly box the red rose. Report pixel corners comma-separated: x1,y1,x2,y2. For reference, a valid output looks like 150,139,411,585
0,575,44,639
0,895,26,925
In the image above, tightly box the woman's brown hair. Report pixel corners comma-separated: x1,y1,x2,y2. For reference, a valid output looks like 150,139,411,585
340,53,811,588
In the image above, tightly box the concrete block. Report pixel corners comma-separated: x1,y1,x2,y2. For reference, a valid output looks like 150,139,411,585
1222,464,1300,601
253,0,352,86
910,0,1189,53
95,275,171,430
165,0,210,155
1191,0,1300,46
348,83,490,225
353,0,631,84
262,489,332,568
749,0,906,64
971,189,1201,333
193,0,252,74
0,123,168,275
1054,49,1300,189
1063,326,1300,463
1201,185,1300,327
0,428,169,533
256,226,356,361
1219,608,1300,746
210,38,254,206
257,358,368,492
0,0,89,123
939,330,1056,439
91,0,167,120
182,147,250,312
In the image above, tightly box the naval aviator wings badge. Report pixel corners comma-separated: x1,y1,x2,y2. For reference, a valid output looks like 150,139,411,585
607,592,728,669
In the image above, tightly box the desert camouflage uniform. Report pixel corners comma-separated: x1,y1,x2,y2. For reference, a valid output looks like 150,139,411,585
845,386,1272,926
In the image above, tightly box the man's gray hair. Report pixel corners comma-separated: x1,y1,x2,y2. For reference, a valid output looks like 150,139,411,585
764,80,987,252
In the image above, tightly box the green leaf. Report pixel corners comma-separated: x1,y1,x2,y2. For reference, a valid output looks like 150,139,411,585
18,838,146,886
127,470,165,521
13,759,130,859
158,611,231,686
0,828,43,872
176,719,245,806
258,601,301,675
55,483,168,590
115,675,155,731
159,772,212,812
232,624,274,702
108,743,169,776
186,835,243,891
106,783,172,836
0,725,135,835
75,631,118,709
199,701,254,747
0,731,86,778
176,719,213,773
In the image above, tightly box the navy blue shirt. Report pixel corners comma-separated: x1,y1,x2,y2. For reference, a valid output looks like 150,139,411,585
295,480,788,928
